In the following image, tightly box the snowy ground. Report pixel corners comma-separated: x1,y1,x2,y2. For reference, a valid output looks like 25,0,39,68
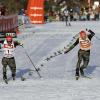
0,21,100,100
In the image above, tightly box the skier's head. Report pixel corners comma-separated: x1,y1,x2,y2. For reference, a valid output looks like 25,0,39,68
80,31,87,40
6,36,12,42
6,36,13,44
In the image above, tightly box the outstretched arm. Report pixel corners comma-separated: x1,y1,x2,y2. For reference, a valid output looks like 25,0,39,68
14,41,23,47
64,38,79,54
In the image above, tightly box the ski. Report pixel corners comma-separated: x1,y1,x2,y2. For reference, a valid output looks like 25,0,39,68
4,79,8,84
81,75,92,79
75,75,92,80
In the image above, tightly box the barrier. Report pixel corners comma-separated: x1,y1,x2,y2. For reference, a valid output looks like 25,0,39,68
0,15,19,34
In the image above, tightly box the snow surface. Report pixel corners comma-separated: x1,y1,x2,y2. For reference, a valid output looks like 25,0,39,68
0,21,100,100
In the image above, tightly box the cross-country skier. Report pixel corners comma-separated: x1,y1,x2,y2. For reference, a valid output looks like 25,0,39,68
63,9,71,26
64,29,95,80
0,36,23,82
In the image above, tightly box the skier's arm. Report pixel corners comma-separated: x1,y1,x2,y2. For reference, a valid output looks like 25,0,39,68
14,41,23,47
64,38,79,54
87,29,95,40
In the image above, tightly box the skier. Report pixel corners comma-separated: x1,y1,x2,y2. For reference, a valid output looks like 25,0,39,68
0,36,22,83
64,29,95,80
63,9,71,26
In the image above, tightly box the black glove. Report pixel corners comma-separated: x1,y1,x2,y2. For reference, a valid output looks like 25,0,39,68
86,29,95,35
86,28,91,32
20,42,23,47
88,29,95,35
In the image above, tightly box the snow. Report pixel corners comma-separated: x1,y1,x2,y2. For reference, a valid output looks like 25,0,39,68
0,21,100,100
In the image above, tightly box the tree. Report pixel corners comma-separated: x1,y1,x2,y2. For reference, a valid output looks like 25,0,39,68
0,0,28,15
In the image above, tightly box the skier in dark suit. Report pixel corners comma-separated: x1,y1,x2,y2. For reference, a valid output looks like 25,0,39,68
64,29,95,79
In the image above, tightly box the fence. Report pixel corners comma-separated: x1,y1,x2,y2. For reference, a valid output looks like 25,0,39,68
0,15,19,33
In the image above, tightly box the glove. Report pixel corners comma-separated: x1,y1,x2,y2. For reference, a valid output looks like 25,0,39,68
88,29,95,35
64,50,68,54
86,29,95,35
20,42,24,47
86,28,91,32
64,49,69,54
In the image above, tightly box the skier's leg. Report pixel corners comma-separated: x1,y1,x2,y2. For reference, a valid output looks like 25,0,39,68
65,16,68,26
68,18,71,26
9,57,16,80
80,51,90,75
69,23,71,26
76,50,83,76
2,57,8,80
69,21,71,26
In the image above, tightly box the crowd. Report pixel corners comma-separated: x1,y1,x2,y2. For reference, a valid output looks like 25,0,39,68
0,5,6,16
45,9,100,22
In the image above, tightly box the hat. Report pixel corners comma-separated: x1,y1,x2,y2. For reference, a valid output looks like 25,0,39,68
6,36,12,42
80,31,86,36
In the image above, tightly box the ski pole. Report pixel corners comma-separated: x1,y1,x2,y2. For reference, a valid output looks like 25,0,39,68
22,46,42,78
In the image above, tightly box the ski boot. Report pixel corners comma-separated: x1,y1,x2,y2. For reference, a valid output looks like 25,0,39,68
3,75,8,84
75,74,80,80
12,74,16,81
80,68,91,79
75,68,80,80
80,68,84,76
12,77,15,80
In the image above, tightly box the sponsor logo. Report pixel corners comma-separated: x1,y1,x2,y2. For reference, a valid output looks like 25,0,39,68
30,7,43,10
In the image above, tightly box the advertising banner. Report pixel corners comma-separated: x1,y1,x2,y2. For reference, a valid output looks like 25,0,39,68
27,0,44,24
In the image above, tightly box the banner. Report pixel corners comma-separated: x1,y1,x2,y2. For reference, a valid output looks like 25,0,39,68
27,0,44,24
0,32,17,43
